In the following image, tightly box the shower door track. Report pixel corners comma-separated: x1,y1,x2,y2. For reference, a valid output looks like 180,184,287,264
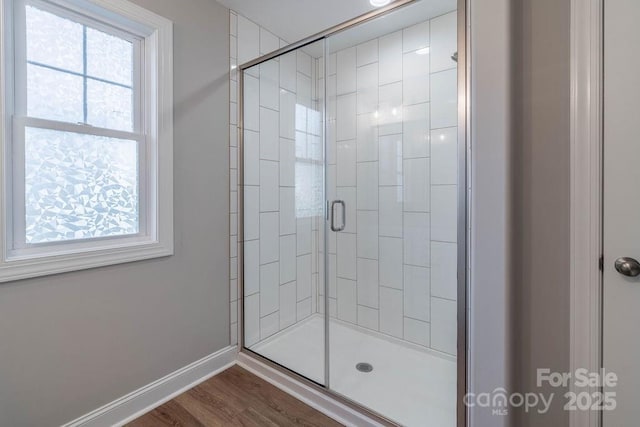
236,1,469,426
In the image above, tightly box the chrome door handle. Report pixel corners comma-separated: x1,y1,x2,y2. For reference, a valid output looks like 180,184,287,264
330,200,345,232
614,257,640,277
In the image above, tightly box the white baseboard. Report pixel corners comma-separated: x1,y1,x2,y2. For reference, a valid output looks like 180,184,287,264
62,345,238,427
236,352,385,427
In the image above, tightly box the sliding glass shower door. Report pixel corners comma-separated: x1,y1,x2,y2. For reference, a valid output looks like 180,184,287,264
241,1,463,425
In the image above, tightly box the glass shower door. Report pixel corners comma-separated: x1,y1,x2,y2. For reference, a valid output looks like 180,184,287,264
241,40,327,385
324,3,460,426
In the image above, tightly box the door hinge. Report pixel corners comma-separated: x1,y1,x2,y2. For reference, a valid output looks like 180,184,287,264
599,255,604,271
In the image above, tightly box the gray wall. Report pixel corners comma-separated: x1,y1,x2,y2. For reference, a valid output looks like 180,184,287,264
513,0,571,425
0,0,230,425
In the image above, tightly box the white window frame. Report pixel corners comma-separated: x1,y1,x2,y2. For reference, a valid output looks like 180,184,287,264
0,0,173,282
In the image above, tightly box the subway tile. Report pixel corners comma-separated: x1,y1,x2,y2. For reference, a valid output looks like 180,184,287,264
230,191,238,215
403,51,430,105
297,50,313,77
357,39,378,66
357,113,379,162
279,235,296,284
337,93,357,140
431,297,457,354
378,82,403,135
404,103,430,158
297,298,312,321
259,160,279,212
237,15,259,64
379,134,403,186
260,262,279,315
431,241,458,300
259,61,279,111
379,30,402,85
431,127,458,185
379,186,403,238
279,89,296,139
280,281,297,328
431,185,457,242
259,108,279,161
244,130,259,185
337,139,357,186
336,186,357,234
357,210,378,259
403,158,430,212
329,298,337,318
297,254,312,301
260,212,279,264
230,101,238,126
230,257,238,280
357,162,379,210
244,240,260,296
357,258,379,308
260,27,280,55
404,317,430,347
403,21,430,53
337,233,357,280
379,237,403,289
230,79,237,103
431,69,458,129
296,217,312,255
244,75,259,131
328,53,337,76
280,51,297,92
337,278,357,323
328,253,337,298
260,311,279,340
358,305,379,330
404,265,430,321
244,186,259,241
337,47,357,94
430,11,458,73
279,138,295,186
380,287,403,338
230,35,237,60
230,124,237,148
230,11,237,37
279,187,295,235
357,63,378,114
244,294,260,347
404,212,430,267
297,72,312,108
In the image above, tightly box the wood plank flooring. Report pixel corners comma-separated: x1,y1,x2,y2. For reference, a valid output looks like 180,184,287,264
126,365,343,427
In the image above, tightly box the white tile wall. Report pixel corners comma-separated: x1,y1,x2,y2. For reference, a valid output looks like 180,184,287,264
232,11,322,347
232,10,459,355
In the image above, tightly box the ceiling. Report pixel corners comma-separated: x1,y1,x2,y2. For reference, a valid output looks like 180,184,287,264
216,0,456,44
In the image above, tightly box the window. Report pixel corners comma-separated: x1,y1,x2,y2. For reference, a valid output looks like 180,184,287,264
0,0,173,281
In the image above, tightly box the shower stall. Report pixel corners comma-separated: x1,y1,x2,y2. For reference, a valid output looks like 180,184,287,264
237,1,466,425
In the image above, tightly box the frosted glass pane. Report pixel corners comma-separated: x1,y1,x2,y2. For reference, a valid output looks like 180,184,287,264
87,80,133,131
26,6,83,72
28,64,83,123
87,28,133,86
25,127,139,244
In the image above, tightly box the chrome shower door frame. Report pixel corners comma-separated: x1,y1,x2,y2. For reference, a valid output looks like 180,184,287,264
237,1,469,425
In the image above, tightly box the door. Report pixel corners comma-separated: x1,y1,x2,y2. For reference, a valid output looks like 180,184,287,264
604,0,640,424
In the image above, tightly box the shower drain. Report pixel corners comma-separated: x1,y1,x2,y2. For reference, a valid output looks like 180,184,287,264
356,362,373,373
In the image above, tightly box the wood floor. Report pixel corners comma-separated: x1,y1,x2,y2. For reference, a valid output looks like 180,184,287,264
126,365,343,427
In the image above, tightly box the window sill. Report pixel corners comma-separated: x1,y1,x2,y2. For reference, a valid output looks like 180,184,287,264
0,239,173,283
